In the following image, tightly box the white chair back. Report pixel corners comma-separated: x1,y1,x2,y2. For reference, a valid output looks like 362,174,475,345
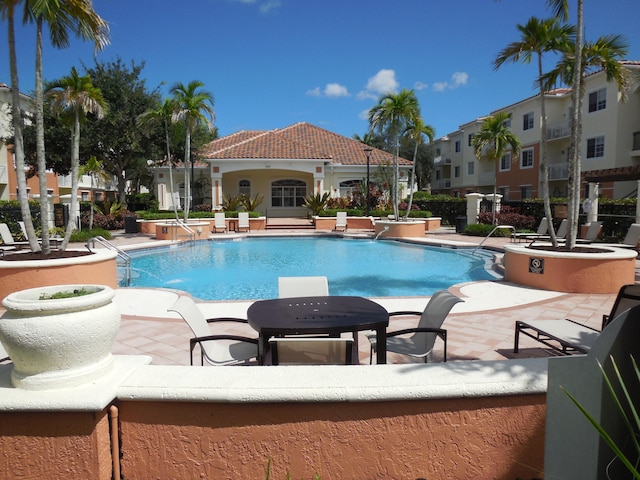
278,276,329,298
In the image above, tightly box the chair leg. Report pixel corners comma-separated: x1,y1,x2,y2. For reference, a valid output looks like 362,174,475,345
369,344,374,365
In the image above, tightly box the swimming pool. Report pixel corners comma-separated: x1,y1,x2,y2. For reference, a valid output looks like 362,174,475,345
126,237,496,300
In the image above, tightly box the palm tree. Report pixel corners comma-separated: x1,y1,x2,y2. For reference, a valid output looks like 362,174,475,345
1,0,40,251
403,118,434,218
47,67,107,249
543,33,629,248
137,98,180,220
494,16,574,247
28,0,109,254
170,81,215,221
368,89,420,220
79,155,111,230
472,112,521,225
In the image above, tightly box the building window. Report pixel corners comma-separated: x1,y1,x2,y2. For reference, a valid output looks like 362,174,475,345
588,88,606,112
95,192,102,201
435,170,441,180
586,136,605,158
271,179,306,207
467,161,474,175
81,191,89,201
521,149,534,169
499,186,509,199
339,179,361,198
499,152,511,172
455,140,461,153
502,117,511,129
239,179,251,196
468,134,474,146
520,185,533,199
454,166,461,178
523,112,534,131
435,147,441,156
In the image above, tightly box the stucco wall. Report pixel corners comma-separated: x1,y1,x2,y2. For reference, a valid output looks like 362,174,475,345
117,395,545,479
0,409,112,480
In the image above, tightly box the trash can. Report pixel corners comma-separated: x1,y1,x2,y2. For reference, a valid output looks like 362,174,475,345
124,215,138,234
455,215,467,234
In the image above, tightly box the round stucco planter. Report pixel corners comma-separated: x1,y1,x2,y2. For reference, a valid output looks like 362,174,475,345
0,284,120,390
374,220,426,238
0,249,118,301
504,244,637,294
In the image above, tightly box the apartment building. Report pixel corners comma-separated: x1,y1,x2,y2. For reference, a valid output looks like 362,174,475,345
433,62,640,200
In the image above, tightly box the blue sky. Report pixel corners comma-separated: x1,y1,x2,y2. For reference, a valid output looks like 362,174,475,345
3,0,639,141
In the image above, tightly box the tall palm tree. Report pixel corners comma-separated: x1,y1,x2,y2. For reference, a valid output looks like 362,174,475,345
170,81,215,221
543,33,629,248
472,112,521,225
368,89,420,220
1,0,40,251
47,67,107,249
28,0,109,254
403,118,434,218
494,16,575,247
79,155,110,230
137,98,179,220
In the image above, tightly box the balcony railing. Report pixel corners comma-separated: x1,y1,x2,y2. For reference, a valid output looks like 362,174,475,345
433,178,451,189
58,174,118,191
433,156,451,165
548,162,569,180
547,122,570,140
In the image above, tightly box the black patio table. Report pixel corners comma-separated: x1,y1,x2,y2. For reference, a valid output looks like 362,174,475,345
247,296,389,365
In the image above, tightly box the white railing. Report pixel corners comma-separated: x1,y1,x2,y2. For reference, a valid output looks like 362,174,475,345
433,179,451,189
548,163,569,180
547,122,570,140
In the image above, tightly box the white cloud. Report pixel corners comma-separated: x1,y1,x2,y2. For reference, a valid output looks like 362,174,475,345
366,69,399,95
324,83,350,97
432,71,469,92
306,83,350,98
414,81,428,91
227,0,281,14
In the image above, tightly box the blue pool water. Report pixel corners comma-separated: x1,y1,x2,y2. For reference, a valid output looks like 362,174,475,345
126,237,495,300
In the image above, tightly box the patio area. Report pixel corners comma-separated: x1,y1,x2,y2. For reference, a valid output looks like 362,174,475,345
103,226,625,366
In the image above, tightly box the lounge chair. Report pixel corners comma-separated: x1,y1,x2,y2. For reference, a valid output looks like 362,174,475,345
514,283,640,355
18,221,63,249
367,289,464,364
278,276,329,298
334,211,347,232
530,218,568,243
269,337,354,365
0,223,29,249
212,212,227,233
237,212,250,232
598,223,640,249
577,220,602,243
512,217,548,242
167,296,259,365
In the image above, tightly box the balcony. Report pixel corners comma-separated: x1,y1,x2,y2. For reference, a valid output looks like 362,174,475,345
433,178,451,189
548,162,569,180
547,121,570,141
433,156,451,165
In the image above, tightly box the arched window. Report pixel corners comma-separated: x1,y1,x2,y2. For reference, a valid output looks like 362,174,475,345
271,179,306,207
339,179,362,198
239,179,251,196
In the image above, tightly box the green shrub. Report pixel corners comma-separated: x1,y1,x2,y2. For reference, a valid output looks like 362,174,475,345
70,228,112,242
463,223,512,237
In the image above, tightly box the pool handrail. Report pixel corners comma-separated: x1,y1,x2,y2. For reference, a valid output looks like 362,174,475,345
473,225,515,254
86,236,132,285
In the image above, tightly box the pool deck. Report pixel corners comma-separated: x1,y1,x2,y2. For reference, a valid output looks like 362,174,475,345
79,224,638,366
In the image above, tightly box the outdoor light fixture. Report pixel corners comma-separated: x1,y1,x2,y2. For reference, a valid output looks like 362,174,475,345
363,147,373,216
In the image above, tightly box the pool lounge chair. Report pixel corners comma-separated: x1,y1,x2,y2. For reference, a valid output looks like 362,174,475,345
18,221,63,249
278,276,329,298
237,212,250,232
212,212,227,233
334,211,347,232
0,223,29,249
168,296,259,366
530,218,568,244
598,223,640,249
514,283,640,355
367,289,464,364
512,217,548,242
269,337,354,365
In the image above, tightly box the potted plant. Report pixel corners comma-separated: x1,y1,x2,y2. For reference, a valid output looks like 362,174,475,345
0,284,120,390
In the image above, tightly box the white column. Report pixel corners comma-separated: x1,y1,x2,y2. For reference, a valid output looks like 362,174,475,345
587,182,599,224
465,193,484,225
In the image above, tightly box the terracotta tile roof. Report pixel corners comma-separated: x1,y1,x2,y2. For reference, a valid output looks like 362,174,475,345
199,122,410,166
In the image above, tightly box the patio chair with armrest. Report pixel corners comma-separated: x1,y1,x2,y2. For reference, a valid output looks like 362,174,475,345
278,276,329,298
514,283,640,355
367,289,464,364
0,223,28,249
212,212,227,233
269,337,354,365
512,217,548,242
334,211,347,232
597,223,640,249
168,296,259,365
237,212,250,232
18,221,63,249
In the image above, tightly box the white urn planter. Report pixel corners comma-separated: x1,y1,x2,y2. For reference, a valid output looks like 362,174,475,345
0,284,120,390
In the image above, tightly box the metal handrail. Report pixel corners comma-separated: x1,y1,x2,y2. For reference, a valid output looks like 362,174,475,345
86,236,132,286
473,224,515,255
165,220,196,242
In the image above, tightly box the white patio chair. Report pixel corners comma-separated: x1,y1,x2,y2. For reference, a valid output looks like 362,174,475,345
333,211,347,232
237,212,250,232
0,223,28,249
212,212,227,233
278,276,329,298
